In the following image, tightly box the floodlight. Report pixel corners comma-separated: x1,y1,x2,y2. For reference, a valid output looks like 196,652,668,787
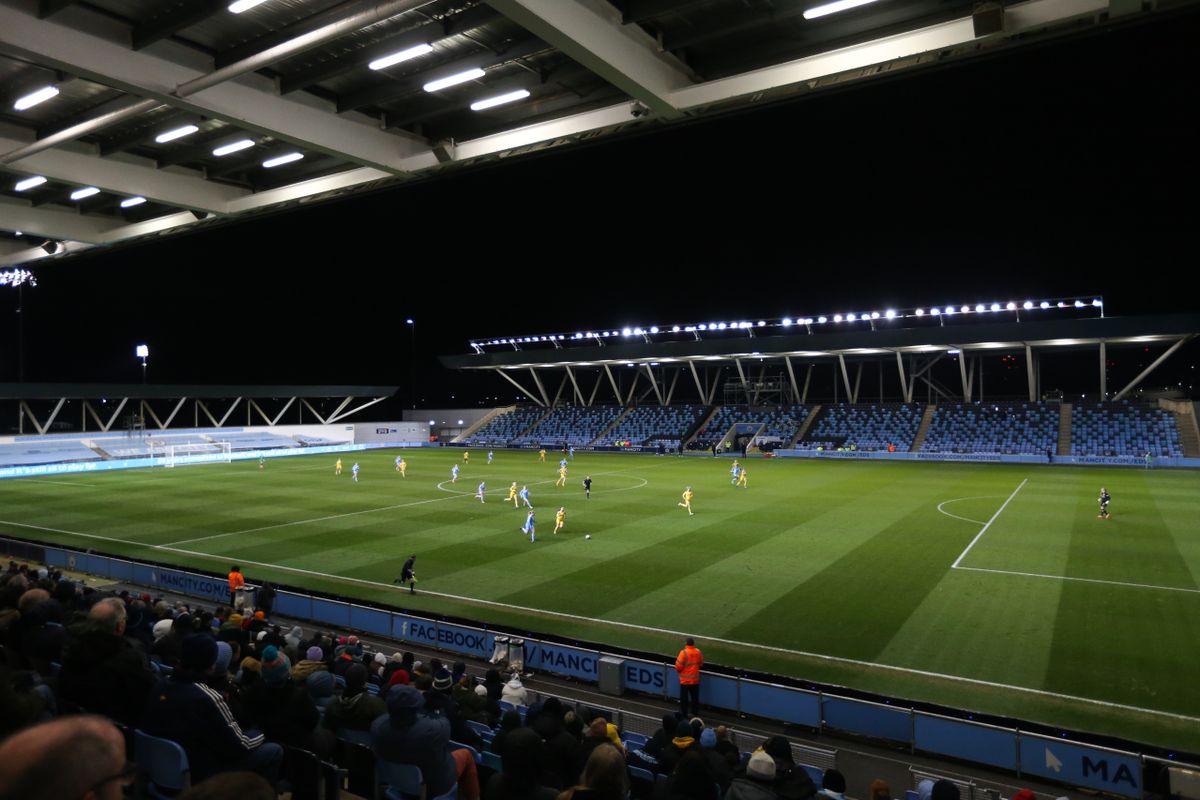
802,0,878,19
945,307,956,315
717,322,727,329
975,304,985,313
14,176,47,192
213,139,255,157
846,313,857,321
429,420,435,425
155,124,199,143
1023,301,1034,309
1057,301,1066,307
423,68,486,93
1006,302,1016,310
914,309,924,316
470,89,531,111
369,43,434,71
960,305,970,313
833,315,843,323
633,327,644,335
228,0,269,11
263,152,303,168
14,85,59,111
671,325,680,332
406,318,414,324
757,320,766,326
782,318,793,326
1093,299,1103,307
120,196,147,208
991,303,1001,311
622,327,632,336
930,308,940,316
1074,300,1084,307
457,420,464,425
885,310,896,319
817,316,827,323
70,186,100,200
948,349,961,355
136,344,149,358
684,326,694,332
649,326,659,334
698,324,708,330
1040,301,1050,309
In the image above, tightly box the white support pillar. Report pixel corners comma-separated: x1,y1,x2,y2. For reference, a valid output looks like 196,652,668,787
958,349,971,402
528,368,551,407
160,397,188,428
299,398,328,423
783,356,800,404
706,367,722,405
249,399,272,425
495,369,545,407
329,396,387,423
837,354,853,402
665,369,680,405
588,372,603,407
688,361,705,402
551,373,568,406
603,364,622,404
565,366,585,405
624,371,641,405
271,397,297,425
1113,336,1194,400
140,400,165,430
802,364,813,404
19,401,46,435
325,396,355,423
642,364,664,405
851,362,863,404
895,351,909,404
216,398,244,427
733,358,751,404
1099,341,1107,400
1026,345,1037,402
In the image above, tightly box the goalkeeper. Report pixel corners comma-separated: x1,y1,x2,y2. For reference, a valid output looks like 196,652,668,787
394,554,418,594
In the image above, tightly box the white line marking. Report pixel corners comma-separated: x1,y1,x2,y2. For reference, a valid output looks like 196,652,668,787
955,565,1200,595
935,495,1001,526
3,514,1196,725
18,478,101,488
950,479,1027,569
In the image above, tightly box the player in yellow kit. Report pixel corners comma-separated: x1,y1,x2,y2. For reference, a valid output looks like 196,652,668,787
397,456,407,477
556,465,568,487
538,448,547,462
554,506,566,534
335,458,343,476
736,467,748,488
678,486,695,516
463,450,470,465
507,482,519,506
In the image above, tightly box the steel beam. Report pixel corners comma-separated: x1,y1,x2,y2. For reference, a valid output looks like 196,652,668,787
1113,336,1194,400
329,396,387,422
300,398,328,423
132,1,226,51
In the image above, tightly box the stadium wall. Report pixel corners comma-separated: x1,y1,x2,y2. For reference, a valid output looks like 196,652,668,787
0,532,1175,800
776,449,1200,468
352,421,428,444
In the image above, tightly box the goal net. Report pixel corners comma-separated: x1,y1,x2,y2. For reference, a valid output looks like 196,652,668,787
164,441,233,468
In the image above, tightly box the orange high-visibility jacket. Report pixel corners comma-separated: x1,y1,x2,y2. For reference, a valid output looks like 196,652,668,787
228,570,245,594
675,645,703,685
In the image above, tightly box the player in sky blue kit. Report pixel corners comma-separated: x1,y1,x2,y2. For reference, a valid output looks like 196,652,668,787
487,450,494,465
451,463,459,483
352,462,360,482
569,445,575,460
476,481,487,503
730,460,740,484
522,510,536,542
559,457,568,470
519,485,532,508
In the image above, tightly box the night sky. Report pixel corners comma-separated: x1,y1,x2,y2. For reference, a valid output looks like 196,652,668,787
3,7,1198,405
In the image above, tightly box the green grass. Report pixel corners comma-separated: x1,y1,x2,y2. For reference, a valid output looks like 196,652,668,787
2,449,1198,751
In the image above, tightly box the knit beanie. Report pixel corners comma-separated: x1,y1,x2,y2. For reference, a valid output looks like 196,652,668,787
213,641,233,675
261,645,291,687
747,751,776,781
307,670,335,699
180,634,218,672
700,728,717,749
432,669,453,692
307,645,324,661
152,618,173,640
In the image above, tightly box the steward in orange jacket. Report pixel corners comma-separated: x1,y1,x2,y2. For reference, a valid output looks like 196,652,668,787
675,638,703,717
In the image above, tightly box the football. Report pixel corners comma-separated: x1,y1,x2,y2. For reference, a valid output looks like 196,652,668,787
585,534,591,540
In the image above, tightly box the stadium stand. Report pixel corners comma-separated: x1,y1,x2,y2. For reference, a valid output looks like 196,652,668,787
462,407,545,446
91,434,220,459
510,405,624,446
692,405,812,450
1071,401,1184,457
595,405,707,450
205,432,298,451
799,403,924,451
920,402,1058,455
0,440,102,467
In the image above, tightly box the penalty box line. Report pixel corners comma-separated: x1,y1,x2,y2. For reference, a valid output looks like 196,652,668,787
4,515,1198,726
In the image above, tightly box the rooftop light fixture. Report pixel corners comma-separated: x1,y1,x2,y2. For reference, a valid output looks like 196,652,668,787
14,176,47,192
802,0,879,19
120,196,147,208
470,89,531,111
369,43,434,71
213,139,255,157
228,0,270,12
13,85,59,111
70,186,100,200
423,68,486,93
263,152,303,168
155,124,199,143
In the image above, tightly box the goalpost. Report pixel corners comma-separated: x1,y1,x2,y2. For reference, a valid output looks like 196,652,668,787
164,441,233,468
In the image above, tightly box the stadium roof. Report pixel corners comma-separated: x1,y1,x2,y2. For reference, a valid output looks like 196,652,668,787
1,0,1189,266
0,383,398,399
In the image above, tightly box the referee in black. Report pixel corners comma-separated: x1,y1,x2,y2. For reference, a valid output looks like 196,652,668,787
394,554,417,593
583,476,592,499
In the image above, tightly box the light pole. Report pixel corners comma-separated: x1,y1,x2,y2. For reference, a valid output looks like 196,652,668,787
406,319,416,409
136,344,149,383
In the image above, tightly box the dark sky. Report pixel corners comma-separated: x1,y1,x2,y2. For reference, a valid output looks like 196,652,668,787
4,7,1198,401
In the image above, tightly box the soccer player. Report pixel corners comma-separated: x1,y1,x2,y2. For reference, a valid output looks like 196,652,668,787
259,456,264,470
559,457,568,470
451,464,459,483
487,450,494,465
554,506,566,534
522,509,536,542
736,467,748,488
538,448,546,463
395,455,402,472
476,481,487,503
730,460,740,484
519,485,532,508
556,465,568,487
569,445,575,460
463,450,470,465
399,457,407,477
352,462,360,482
393,554,417,594
1144,452,1152,469
583,476,592,499
1098,487,1112,519
678,486,695,516
335,458,343,476
507,482,519,506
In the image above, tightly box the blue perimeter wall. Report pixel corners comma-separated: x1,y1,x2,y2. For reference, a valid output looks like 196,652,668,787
776,450,1200,468
3,535,1154,799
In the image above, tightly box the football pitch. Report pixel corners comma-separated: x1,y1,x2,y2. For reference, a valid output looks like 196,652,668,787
2,449,1198,751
